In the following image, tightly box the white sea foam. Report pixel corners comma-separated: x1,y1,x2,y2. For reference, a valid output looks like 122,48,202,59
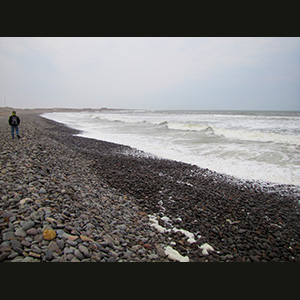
200,243,215,256
172,228,197,244
149,215,168,233
148,213,197,262
42,109,300,186
164,246,189,262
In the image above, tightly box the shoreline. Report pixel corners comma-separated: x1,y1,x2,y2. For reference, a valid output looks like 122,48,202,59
1,112,300,262
0,107,117,117
40,110,300,194
40,108,300,188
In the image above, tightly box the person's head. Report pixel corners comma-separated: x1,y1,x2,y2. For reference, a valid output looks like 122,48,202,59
12,111,16,116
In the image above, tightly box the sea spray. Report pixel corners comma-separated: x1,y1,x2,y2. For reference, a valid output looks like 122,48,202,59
42,109,300,186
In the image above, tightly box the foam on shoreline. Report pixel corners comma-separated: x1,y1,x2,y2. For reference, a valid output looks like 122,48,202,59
1,112,299,262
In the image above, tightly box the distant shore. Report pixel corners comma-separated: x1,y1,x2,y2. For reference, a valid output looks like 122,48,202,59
1,111,300,262
0,106,119,117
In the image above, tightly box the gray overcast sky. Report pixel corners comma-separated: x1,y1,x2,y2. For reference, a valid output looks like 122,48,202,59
0,37,299,111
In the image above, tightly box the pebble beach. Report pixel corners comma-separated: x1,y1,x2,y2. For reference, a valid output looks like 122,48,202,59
1,110,300,262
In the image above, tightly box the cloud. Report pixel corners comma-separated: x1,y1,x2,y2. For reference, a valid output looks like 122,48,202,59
0,37,299,110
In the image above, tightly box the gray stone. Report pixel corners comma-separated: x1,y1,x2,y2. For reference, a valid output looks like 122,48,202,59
1,195,8,202
91,254,102,262
22,220,35,231
71,257,80,262
156,245,166,257
0,252,10,262
8,252,19,260
116,224,127,231
15,228,27,237
140,237,148,243
74,249,84,260
131,245,141,251
44,249,53,261
30,210,44,221
19,198,33,205
57,239,65,250
15,247,24,255
21,240,31,247
39,187,47,194
66,240,78,246
138,248,146,255
148,253,159,260
66,253,74,261
43,207,52,215
31,245,42,254
22,256,39,262
107,256,117,262
123,250,132,259
3,231,15,241
250,255,260,262
109,250,118,258
9,215,17,222
0,242,10,249
2,211,13,218
26,227,38,235
52,257,64,262
64,247,75,255
48,241,60,253
56,229,70,239
79,244,91,257
11,240,22,251
34,234,43,242
103,234,115,246
11,257,24,262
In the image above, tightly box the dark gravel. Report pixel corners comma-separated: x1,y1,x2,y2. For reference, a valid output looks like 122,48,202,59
1,113,300,262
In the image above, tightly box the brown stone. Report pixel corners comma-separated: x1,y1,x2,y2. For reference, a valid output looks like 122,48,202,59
80,235,94,242
68,235,79,241
43,229,56,240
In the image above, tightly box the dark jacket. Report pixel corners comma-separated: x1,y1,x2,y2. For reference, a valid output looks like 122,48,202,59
8,115,20,126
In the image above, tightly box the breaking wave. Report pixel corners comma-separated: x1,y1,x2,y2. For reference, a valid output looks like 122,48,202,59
42,109,300,186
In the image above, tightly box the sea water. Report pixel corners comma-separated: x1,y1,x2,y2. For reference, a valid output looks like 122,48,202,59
42,110,300,187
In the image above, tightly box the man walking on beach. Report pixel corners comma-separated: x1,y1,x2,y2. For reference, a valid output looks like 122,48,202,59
8,111,21,139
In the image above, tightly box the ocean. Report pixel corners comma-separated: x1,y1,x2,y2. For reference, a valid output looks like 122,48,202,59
42,110,300,187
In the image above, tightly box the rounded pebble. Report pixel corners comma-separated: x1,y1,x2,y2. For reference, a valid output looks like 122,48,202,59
0,112,299,262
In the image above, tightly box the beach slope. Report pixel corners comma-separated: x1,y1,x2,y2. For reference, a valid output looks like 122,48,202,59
1,112,300,262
